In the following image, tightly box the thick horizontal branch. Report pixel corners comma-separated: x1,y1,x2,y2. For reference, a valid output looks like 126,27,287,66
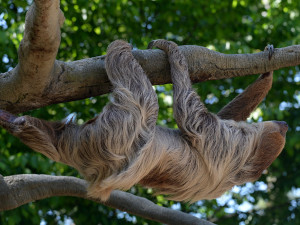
1,45,300,114
0,0,299,113
0,174,214,225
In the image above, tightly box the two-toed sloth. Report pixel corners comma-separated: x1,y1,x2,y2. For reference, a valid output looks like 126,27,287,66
0,40,288,202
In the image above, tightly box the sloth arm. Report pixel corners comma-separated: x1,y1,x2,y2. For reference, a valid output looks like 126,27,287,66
217,72,273,122
148,40,216,138
218,45,275,122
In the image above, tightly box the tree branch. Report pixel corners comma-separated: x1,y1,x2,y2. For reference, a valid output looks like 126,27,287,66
0,0,64,113
0,174,215,225
1,45,300,114
0,1,300,113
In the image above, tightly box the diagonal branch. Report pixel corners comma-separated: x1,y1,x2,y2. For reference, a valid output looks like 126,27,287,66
18,0,64,82
0,0,64,113
0,174,215,225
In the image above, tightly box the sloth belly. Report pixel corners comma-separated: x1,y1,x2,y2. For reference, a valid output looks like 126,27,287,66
138,145,208,201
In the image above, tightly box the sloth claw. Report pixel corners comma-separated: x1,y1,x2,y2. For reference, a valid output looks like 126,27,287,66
147,40,158,49
264,44,274,60
147,39,177,51
0,110,17,123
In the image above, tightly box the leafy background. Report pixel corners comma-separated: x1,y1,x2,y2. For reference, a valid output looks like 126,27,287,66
0,0,300,224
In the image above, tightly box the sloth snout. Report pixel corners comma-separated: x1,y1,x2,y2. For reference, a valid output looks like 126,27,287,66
274,121,288,135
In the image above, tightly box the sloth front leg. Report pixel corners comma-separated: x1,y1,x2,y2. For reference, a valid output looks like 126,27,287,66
96,40,159,162
148,40,216,138
217,72,273,121
86,40,159,200
105,40,158,128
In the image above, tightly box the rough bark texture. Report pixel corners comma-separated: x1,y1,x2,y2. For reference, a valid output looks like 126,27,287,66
1,45,300,114
0,174,215,225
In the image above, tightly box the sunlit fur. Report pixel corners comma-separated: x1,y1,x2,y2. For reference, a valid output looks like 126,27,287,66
2,40,286,202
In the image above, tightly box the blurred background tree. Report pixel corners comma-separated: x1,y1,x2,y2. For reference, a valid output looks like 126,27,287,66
0,0,299,224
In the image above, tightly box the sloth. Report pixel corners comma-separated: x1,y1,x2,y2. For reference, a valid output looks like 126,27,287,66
0,39,288,202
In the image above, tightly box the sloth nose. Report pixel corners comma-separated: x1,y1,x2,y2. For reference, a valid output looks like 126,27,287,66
274,121,288,135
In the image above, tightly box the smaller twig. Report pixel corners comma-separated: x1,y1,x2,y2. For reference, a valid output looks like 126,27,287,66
0,174,215,225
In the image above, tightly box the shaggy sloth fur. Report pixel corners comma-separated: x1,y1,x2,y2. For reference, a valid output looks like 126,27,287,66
0,40,287,202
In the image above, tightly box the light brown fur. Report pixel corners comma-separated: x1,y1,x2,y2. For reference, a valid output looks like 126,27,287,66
0,40,287,202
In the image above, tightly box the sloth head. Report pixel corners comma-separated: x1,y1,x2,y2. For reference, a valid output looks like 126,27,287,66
0,110,66,162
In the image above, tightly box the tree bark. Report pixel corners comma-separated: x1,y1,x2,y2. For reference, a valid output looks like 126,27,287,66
1,45,300,114
0,174,215,225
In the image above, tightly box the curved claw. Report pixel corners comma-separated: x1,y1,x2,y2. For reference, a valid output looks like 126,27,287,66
260,71,273,79
0,110,26,132
147,39,177,51
264,44,274,60
147,40,157,49
0,110,18,123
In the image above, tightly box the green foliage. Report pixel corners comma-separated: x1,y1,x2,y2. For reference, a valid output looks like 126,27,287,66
1,0,300,224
